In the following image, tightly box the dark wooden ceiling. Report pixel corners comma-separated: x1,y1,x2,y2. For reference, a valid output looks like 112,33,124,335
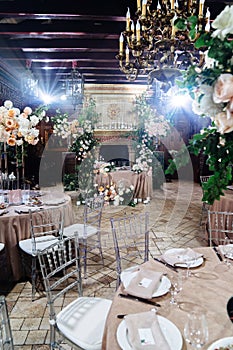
0,0,231,94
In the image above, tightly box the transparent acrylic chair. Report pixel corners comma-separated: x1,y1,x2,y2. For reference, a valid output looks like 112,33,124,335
63,195,104,278
199,175,212,226
38,235,112,350
0,295,14,350
19,206,64,301
110,211,150,288
207,210,233,247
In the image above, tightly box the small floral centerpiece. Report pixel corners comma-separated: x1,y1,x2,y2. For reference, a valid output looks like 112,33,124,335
116,182,134,206
0,100,46,146
167,5,233,205
93,159,116,175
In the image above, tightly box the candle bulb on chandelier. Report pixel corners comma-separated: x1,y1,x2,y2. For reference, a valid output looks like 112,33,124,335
199,0,205,16
137,0,141,11
119,33,124,55
136,20,141,44
131,21,135,41
171,0,175,10
126,8,131,31
142,0,147,16
126,46,130,64
205,7,210,31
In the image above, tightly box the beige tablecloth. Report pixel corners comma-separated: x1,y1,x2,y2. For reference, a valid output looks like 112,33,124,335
95,170,153,200
210,189,233,212
0,193,74,281
102,247,233,350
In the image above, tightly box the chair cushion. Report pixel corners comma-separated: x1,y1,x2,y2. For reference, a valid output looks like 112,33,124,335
19,235,58,255
0,243,4,252
63,223,97,238
57,297,112,350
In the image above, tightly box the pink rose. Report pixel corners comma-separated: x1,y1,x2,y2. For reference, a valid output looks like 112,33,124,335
214,112,233,134
213,74,233,103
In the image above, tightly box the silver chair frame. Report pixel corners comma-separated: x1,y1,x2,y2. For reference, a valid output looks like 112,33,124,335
19,206,64,301
110,211,150,288
207,210,233,246
0,295,14,350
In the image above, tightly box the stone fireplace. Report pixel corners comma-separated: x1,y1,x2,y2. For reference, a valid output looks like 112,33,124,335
95,131,136,167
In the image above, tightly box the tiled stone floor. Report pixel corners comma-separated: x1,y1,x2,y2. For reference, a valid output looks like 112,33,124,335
1,180,208,349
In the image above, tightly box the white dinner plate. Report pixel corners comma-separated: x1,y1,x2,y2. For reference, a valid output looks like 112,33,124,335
219,244,233,259
207,337,233,350
121,267,171,298
163,248,204,268
116,316,183,350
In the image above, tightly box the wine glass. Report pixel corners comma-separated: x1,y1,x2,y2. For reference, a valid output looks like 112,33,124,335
169,272,183,305
220,238,233,267
184,311,208,348
182,255,197,278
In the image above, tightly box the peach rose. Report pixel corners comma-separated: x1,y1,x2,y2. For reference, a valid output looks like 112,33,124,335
7,135,16,146
214,111,233,134
213,74,233,103
5,118,16,129
7,109,16,118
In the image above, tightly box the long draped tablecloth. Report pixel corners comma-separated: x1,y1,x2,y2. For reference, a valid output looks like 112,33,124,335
210,189,233,212
0,192,74,281
102,247,233,350
95,170,153,200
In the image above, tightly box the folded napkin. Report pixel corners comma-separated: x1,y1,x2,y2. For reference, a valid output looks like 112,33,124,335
161,248,203,267
125,310,171,350
124,268,163,299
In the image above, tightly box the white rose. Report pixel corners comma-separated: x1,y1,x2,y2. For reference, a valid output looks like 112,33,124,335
30,115,39,126
211,5,233,40
23,106,32,115
4,100,13,109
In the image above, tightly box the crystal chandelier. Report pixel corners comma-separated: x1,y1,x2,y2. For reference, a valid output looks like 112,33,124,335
64,61,84,110
21,60,39,98
116,0,209,82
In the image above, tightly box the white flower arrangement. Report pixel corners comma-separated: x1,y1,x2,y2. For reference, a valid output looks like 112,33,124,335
145,114,170,138
132,141,153,174
0,100,46,145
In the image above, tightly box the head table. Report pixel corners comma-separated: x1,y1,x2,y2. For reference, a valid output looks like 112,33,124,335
0,191,74,281
95,170,153,202
102,247,233,350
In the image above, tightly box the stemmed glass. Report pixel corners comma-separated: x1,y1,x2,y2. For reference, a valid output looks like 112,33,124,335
169,272,183,306
219,238,233,267
184,311,209,348
181,255,197,278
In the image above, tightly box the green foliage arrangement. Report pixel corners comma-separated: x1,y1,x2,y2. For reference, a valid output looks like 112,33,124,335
166,5,233,204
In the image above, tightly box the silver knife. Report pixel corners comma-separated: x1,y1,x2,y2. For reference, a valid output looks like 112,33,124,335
154,258,178,272
118,293,161,307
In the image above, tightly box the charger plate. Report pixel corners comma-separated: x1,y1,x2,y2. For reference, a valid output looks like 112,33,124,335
116,316,182,350
207,337,233,350
121,267,171,298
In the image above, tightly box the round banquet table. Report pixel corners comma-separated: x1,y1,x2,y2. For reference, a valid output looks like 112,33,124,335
0,191,74,281
102,247,233,350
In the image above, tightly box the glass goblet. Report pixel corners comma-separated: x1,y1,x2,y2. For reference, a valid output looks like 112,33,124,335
169,272,183,306
220,239,233,267
184,311,208,349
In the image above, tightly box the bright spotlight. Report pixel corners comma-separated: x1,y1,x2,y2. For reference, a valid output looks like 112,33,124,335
40,93,53,104
60,94,67,101
170,93,191,108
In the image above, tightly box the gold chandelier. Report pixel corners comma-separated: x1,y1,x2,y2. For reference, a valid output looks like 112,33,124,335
116,0,210,82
